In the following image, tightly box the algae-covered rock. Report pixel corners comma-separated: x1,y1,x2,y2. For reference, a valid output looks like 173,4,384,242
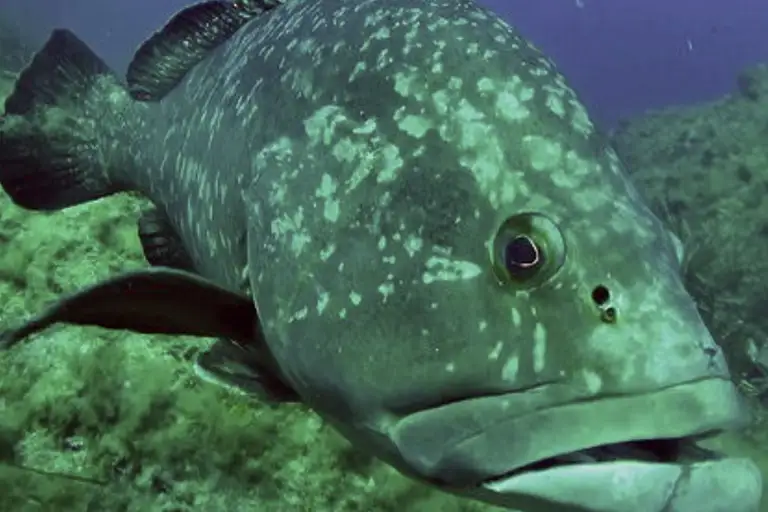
737,64,768,102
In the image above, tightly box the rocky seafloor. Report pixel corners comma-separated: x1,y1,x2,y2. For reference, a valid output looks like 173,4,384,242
1,23,768,512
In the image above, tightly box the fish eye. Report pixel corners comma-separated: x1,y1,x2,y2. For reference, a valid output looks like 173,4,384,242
491,213,566,288
503,235,542,279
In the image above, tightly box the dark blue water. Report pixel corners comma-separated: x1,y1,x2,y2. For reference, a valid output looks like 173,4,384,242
2,0,767,127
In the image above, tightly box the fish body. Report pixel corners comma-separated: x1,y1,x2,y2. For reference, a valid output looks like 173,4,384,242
0,1,761,510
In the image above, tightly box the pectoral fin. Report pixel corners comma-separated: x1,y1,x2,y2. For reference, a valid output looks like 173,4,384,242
0,267,256,348
137,207,196,272
0,266,301,403
195,338,300,403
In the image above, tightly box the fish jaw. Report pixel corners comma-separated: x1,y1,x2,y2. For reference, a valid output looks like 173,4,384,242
374,377,760,511
480,457,761,512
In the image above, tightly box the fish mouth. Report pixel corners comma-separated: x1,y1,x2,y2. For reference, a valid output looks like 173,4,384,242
477,438,762,512
483,433,721,483
389,378,761,510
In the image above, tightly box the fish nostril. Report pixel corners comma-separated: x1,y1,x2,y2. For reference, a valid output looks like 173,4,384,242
591,284,611,306
591,285,618,324
600,306,618,324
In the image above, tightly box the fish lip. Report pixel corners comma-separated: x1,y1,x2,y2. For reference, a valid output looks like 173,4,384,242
388,378,750,488
479,432,723,487
478,457,763,512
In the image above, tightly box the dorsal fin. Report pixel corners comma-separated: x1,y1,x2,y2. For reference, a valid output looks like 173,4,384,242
126,0,284,102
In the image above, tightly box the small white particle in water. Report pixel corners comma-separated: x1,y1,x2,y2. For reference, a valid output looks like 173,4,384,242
349,292,362,305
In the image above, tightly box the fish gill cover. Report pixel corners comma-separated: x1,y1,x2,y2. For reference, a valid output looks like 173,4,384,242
0,1,767,511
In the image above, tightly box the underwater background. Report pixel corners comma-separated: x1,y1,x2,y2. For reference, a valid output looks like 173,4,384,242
1,1,768,510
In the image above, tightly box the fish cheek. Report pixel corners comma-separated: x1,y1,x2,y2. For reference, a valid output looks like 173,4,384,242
244,177,492,412
259,249,499,415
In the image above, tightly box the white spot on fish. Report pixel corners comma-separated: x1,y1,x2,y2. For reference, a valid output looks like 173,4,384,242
394,70,420,98
496,79,533,122
582,369,603,393
477,77,495,93
432,89,449,115
511,308,522,327
371,26,390,40
320,244,336,261
349,291,362,305
523,135,563,172
404,235,423,257
317,292,330,315
376,144,404,183
350,61,367,81
378,282,395,301
324,201,340,222
316,173,340,222
354,118,377,135
304,105,345,145
422,256,482,284
489,341,502,360
271,208,311,256
545,94,566,118
533,323,547,373
398,114,433,138
503,355,520,381
570,100,594,136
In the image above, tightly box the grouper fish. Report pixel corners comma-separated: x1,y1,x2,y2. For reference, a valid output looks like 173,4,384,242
0,0,762,510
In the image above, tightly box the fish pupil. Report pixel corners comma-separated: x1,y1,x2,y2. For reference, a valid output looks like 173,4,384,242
504,235,541,275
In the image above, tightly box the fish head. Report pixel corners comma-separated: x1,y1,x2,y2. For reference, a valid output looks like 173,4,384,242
246,0,760,510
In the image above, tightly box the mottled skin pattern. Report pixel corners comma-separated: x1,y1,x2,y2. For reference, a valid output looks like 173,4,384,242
81,0,749,507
